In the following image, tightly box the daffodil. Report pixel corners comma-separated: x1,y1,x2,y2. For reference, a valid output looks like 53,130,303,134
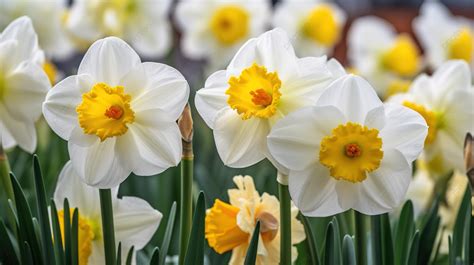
195,28,345,175
267,74,428,216
0,16,50,153
175,0,271,70
64,0,172,57
413,1,473,74
205,175,305,264
348,16,422,99
43,37,189,188
54,161,162,265
389,60,474,176
273,0,346,57
0,0,74,59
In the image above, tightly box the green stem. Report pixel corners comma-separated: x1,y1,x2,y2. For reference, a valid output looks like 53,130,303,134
99,189,116,265
355,211,367,265
179,156,193,265
279,183,292,265
0,146,14,202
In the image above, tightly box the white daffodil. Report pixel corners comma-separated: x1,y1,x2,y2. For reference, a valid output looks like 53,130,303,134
175,0,271,70
54,161,162,265
64,0,172,57
404,169,434,218
389,60,474,176
273,0,346,57
0,0,74,60
413,1,473,75
267,74,428,216
348,16,423,99
195,28,345,175
0,16,50,153
43,37,189,188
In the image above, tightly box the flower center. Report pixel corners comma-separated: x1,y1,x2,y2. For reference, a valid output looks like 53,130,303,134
210,5,249,46
76,83,135,141
381,35,420,77
448,27,473,62
319,122,384,183
205,199,249,254
58,210,97,265
386,79,411,98
43,61,57,85
301,4,340,46
226,63,282,120
403,101,437,145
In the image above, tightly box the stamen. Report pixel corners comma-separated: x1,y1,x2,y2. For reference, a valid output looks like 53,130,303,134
250,89,272,107
345,143,362,158
105,105,124,120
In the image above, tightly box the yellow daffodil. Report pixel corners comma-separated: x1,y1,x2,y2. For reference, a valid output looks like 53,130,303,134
205,175,305,264
273,0,346,57
267,74,428,216
54,161,162,265
0,17,50,153
43,37,189,188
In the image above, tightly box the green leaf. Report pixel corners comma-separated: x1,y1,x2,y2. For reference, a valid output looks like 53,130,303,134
395,200,415,265
116,242,122,265
10,173,43,265
149,247,160,265
71,208,79,265
0,220,19,264
381,213,394,265
452,186,470,264
244,221,260,265
342,235,356,265
33,155,55,265
418,198,441,265
406,231,420,265
300,214,320,265
23,241,34,265
64,199,72,264
159,202,177,265
50,200,65,265
322,218,342,265
371,215,383,265
125,246,135,265
184,191,206,265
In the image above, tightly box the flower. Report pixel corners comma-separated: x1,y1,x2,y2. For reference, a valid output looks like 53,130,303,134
195,28,345,174
404,169,434,218
64,0,172,57
43,37,189,188
205,175,305,264
389,60,474,175
175,0,271,70
54,161,162,265
273,0,346,57
347,16,422,99
0,16,50,153
267,74,428,216
0,0,74,59
413,2,473,74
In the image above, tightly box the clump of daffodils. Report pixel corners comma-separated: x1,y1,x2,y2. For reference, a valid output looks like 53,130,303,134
205,175,305,264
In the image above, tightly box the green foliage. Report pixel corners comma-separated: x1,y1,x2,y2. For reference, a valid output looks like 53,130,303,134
183,192,206,265
244,221,260,265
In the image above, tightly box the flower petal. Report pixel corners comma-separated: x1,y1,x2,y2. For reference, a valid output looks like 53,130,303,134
431,60,471,107
195,70,228,128
0,104,36,153
128,21,171,58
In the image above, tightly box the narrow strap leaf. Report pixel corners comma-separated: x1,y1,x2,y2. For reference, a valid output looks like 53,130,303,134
244,221,260,265
159,202,177,265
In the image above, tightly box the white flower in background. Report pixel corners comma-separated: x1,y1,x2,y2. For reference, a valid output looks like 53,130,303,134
0,0,74,60
404,169,434,217
43,37,189,188
0,17,50,153
273,0,346,57
413,1,474,75
389,60,474,176
64,0,172,57
267,74,427,216
175,0,271,70
195,28,345,175
54,161,162,265
348,16,422,99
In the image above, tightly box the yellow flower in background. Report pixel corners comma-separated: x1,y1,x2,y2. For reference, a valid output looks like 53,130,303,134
205,176,305,265
175,0,271,71
64,0,172,57
273,0,346,57
389,60,474,176
413,1,473,75
348,16,422,99
54,162,162,265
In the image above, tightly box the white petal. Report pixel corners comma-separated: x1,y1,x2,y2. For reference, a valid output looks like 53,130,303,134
69,127,98,147
358,149,412,214
437,131,465,172
128,62,189,121
42,74,93,140
78,37,141,85
194,70,228,128
0,120,16,150
431,60,471,107
267,106,345,171
128,21,172,58
0,104,36,153
316,75,382,123
442,89,474,144
213,107,268,167
114,196,162,250
68,138,130,188
379,103,428,163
